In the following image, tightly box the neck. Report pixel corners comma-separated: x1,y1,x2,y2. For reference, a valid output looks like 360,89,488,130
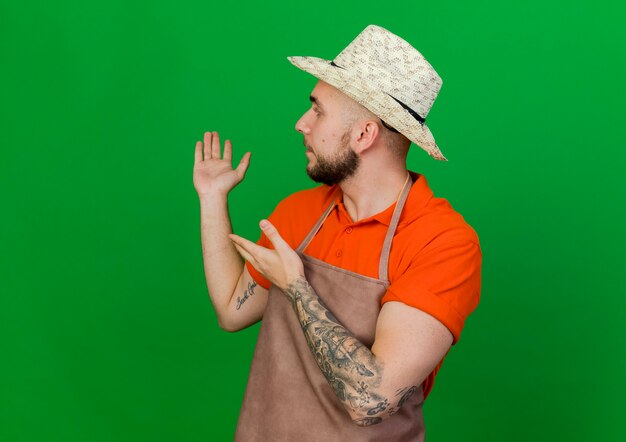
338,163,410,222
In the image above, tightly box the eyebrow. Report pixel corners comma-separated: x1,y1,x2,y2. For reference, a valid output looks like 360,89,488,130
309,95,324,110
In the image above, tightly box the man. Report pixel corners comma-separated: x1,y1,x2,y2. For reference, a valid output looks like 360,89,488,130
193,25,481,441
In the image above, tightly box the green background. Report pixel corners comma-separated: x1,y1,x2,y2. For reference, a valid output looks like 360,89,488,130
2,0,624,440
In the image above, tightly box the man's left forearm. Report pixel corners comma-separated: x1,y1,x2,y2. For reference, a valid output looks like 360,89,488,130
285,278,417,426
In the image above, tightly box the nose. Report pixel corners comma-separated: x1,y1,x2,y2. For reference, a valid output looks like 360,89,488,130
295,109,312,134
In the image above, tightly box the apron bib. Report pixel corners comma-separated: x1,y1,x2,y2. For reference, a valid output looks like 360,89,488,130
235,176,425,441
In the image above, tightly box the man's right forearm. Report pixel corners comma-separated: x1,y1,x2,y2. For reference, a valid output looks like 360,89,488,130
199,192,243,326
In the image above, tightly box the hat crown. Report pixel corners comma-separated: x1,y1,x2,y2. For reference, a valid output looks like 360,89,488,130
334,25,442,119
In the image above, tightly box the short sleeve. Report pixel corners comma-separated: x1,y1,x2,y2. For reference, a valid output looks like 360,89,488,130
381,239,482,344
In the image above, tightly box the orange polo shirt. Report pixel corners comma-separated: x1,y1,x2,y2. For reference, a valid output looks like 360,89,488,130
245,171,482,399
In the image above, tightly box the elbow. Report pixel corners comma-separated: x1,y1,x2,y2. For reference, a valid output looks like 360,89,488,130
218,323,238,333
216,315,240,333
215,298,243,333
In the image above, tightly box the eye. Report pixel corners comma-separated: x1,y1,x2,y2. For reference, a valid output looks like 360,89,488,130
312,107,321,116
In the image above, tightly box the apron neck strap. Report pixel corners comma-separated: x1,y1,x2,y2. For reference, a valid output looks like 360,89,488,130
296,173,414,282
296,199,335,254
379,173,413,282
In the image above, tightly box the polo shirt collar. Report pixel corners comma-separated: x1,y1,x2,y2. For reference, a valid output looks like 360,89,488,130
329,171,434,226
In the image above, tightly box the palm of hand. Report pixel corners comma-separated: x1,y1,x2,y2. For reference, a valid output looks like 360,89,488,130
194,156,241,194
193,131,251,196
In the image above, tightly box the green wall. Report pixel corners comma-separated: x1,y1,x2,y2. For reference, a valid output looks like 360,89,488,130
2,0,624,440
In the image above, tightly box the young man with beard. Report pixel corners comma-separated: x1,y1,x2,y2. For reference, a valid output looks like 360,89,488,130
193,25,482,441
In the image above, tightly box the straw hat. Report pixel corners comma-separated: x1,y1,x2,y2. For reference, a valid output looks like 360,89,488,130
288,24,446,161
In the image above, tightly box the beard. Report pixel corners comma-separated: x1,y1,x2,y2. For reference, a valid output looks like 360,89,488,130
306,131,360,186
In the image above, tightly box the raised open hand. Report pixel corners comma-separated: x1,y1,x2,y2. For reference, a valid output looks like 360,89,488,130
193,131,251,197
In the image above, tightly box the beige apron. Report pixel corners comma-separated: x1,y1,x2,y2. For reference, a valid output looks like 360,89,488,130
235,176,425,441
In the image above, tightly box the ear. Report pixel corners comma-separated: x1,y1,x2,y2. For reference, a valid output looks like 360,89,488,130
351,119,381,155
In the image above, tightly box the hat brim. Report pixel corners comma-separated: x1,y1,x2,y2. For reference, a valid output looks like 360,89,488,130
287,55,447,161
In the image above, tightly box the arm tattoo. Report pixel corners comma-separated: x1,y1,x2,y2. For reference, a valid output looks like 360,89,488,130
285,277,418,426
385,386,418,416
235,281,257,310
354,417,382,427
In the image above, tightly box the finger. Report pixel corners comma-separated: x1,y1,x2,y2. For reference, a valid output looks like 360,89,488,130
211,131,221,159
235,152,252,180
259,220,290,252
229,233,269,258
223,139,232,162
204,131,212,160
232,241,257,266
195,141,203,163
